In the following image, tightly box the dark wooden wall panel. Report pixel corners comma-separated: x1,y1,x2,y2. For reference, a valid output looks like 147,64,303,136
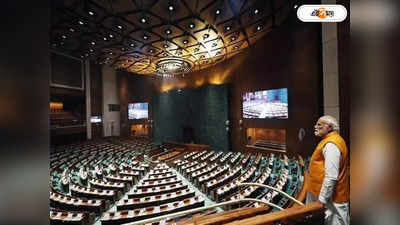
90,62,103,139
119,73,159,138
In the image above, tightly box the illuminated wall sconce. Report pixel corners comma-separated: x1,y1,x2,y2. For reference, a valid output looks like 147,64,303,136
225,120,230,132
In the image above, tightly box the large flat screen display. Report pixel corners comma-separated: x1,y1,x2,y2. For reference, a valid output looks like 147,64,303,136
242,88,288,119
128,102,149,120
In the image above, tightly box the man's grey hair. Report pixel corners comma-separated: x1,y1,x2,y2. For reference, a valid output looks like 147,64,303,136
320,115,340,132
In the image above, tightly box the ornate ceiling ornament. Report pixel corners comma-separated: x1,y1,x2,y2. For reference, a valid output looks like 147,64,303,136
155,57,193,77
51,0,296,77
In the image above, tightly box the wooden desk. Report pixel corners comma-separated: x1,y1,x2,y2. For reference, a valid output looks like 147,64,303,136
128,182,188,198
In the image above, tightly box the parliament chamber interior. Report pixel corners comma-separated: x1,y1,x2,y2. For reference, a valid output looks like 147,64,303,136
49,0,349,224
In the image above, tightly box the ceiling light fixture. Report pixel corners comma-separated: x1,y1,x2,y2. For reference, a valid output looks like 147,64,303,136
91,41,95,45
168,5,174,11
117,25,123,29
61,35,67,39
141,18,147,23
189,23,195,29
109,34,114,38
225,26,231,31
78,20,84,25
143,35,149,40
69,28,75,32
183,40,189,44
163,44,169,48
203,33,209,39
257,26,261,31
156,57,192,76
103,37,107,41
254,9,259,14
165,29,172,35
130,43,135,47
231,36,236,41
215,9,221,15
88,11,95,16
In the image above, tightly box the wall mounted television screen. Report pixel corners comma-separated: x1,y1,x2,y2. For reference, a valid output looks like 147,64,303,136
128,102,149,120
90,116,102,123
242,88,288,119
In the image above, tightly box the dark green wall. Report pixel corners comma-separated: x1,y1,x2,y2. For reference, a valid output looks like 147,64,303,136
153,84,229,152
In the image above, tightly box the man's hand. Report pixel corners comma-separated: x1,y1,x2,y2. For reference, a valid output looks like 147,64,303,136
317,200,326,208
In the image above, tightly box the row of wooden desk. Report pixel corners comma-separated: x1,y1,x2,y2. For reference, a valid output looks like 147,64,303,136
101,196,204,225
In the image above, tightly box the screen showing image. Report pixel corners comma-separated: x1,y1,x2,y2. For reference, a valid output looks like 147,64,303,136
242,88,288,119
90,116,102,123
128,102,149,120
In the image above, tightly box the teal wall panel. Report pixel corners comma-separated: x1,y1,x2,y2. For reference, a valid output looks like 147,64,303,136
153,84,229,151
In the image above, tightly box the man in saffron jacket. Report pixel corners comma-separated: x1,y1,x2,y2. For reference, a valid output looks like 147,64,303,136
307,115,350,225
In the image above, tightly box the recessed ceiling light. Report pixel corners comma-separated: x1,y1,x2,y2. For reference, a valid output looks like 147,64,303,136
294,5,298,9
231,36,236,41
149,49,154,53
141,18,147,23
117,25,123,29
103,37,107,41
109,52,113,55
225,26,231,31
168,5,174,11
130,43,135,47
121,47,125,51
109,34,114,38
183,40,189,44
91,41,96,45
78,20,84,25
88,11,95,16
69,28,75,32
89,49,93,52
163,44,169,48
215,9,221,15
256,26,261,31
254,9,259,14
80,55,84,58
106,57,110,60
165,29,172,35
61,35,67,39
143,35,149,40
189,23,195,29
203,33,209,39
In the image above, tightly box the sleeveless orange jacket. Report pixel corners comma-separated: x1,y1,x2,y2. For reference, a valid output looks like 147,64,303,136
308,131,349,203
